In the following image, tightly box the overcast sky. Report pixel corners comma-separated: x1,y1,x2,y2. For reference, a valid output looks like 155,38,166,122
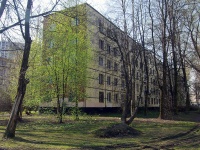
85,0,108,15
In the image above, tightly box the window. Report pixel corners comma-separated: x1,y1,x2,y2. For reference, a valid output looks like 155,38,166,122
71,17,79,26
121,80,125,88
151,98,153,104
107,28,112,37
141,97,143,104
1,51,7,58
154,98,156,105
157,99,159,104
69,92,75,102
49,23,56,31
140,62,143,70
99,19,103,33
132,58,134,65
99,74,104,84
121,65,124,76
121,94,125,102
107,92,111,102
0,69,5,76
107,44,111,54
48,40,54,48
99,57,103,66
99,39,104,50
0,60,6,66
99,91,104,103
136,72,139,79
136,84,139,92
114,93,118,102
113,48,117,56
114,62,118,71
135,60,138,67
150,68,152,74
107,76,111,85
0,79,3,85
107,60,111,69
114,78,118,86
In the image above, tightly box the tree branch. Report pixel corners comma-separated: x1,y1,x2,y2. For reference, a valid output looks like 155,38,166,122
0,0,61,34
0,0,7,18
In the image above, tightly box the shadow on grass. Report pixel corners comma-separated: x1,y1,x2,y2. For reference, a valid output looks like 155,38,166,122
13,136,83,148
160,124,200,140
141,124,200,149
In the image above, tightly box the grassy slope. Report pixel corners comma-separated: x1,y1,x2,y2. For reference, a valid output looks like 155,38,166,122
0,112,199,150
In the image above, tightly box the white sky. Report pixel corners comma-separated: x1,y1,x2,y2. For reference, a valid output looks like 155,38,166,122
85,0,108,13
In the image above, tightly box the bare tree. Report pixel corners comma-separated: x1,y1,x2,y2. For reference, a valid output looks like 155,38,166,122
2,0,60,138
184,0,200,73
106,0,146,124
148,0,173,119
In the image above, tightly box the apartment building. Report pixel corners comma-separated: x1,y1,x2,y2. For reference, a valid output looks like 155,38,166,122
42,3,160,109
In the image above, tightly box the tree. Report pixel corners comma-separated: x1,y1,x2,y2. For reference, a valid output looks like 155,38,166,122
2,0,61,138
23,41,43,114
134,0,150,116
43,5,90,122
106,0,147,124
183,0,200,73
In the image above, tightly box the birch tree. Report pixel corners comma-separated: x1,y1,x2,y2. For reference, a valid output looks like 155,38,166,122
43,7,90,122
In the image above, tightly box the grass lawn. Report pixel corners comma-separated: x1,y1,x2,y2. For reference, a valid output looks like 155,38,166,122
0,112,200,150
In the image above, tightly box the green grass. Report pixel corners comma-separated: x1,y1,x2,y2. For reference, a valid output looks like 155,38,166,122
0,113,200,150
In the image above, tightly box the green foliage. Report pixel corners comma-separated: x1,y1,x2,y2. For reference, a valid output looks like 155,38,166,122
42,7,91,121
23,41,44,111
7,41,43,111
7,51,23,102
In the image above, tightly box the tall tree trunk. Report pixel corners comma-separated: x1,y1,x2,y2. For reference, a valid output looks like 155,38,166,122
4,0,32,139
169,5,178,115
160,0,172,119
177,33,190,113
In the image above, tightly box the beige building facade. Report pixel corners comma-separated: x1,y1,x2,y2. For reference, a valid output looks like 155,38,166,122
43,3,161,109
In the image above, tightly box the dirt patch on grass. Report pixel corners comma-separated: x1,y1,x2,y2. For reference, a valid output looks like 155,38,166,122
95,123,141,138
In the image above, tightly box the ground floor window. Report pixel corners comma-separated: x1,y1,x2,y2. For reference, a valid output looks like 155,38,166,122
99,91,104,103
107,92,111,102
114,93,118,102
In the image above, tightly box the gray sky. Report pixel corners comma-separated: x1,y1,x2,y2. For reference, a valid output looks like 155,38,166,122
86,0,108,13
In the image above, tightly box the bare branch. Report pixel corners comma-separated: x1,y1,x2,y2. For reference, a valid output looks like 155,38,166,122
0,0,61,34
